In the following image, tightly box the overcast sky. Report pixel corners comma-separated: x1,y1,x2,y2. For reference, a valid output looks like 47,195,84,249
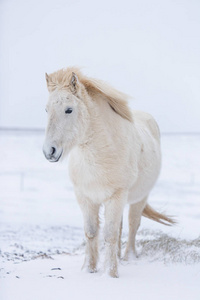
0,0,200,133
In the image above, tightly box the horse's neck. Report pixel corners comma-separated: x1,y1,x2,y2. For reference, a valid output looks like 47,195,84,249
79,95,121,155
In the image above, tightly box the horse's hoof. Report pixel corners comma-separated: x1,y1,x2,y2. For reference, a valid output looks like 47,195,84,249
122,253,128,261
82,263,98,273
88,267,98,273
108,268,119,278
123,251,138,262
109,271,119,278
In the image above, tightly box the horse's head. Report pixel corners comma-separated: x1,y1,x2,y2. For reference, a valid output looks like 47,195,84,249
43,70,89,162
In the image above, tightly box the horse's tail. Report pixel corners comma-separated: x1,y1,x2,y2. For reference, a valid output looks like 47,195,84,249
142,204,176,226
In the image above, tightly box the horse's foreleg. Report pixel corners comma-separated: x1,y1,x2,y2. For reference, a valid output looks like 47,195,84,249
104,190,127,278
123,197,147,260
118,217,123,259
77,197,100,273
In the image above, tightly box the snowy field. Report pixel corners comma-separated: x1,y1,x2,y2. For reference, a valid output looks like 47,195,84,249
0,131,200,300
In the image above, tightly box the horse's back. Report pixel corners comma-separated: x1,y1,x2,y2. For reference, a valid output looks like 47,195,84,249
132,110,160,142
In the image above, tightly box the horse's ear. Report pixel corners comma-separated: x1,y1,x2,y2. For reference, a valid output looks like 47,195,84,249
70,72,79,91
45,73,54,92
45,73,50,84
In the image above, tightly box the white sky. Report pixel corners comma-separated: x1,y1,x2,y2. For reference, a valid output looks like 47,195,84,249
0,0,200,132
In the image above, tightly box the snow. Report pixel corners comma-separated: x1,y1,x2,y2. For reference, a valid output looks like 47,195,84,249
2,257,200,300
0,131,200,299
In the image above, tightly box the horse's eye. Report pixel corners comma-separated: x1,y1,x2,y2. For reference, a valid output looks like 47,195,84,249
65,108,73,114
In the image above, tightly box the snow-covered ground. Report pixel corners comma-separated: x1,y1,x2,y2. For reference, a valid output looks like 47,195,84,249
0,131,200,299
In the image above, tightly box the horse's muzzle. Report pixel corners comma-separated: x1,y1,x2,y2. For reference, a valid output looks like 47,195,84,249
43,145,63,162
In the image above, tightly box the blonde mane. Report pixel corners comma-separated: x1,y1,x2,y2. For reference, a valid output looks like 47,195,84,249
47,67,133,122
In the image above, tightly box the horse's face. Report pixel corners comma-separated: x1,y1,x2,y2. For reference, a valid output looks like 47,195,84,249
43,86,89,162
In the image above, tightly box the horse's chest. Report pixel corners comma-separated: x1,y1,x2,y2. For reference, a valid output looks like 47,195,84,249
68,151,114,203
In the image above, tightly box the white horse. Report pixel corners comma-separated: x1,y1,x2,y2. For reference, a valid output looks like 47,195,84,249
43,67,174,278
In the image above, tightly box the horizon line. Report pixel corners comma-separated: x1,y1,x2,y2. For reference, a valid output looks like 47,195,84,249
0,127,200,135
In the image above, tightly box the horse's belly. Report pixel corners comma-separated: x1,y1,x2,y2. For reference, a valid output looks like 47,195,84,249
128,149,161,204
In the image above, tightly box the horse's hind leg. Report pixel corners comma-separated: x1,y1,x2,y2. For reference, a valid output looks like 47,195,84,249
118,217,123,258
123,197,147,260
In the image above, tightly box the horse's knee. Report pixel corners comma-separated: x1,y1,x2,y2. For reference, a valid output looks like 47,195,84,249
105,236,117,244
85,224,98,240
104,228,118,244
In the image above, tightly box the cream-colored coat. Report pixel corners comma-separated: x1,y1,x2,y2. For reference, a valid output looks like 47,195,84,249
43,67,173,278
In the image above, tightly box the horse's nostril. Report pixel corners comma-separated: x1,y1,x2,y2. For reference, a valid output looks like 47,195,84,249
51,147,56,156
